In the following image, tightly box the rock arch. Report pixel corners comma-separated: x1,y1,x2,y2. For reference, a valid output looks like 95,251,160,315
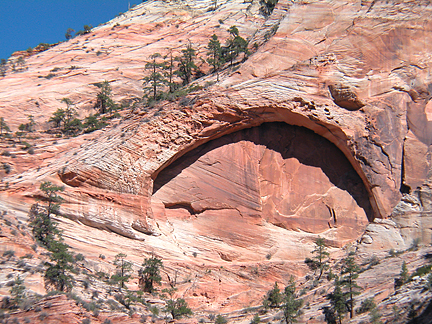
151,122,372,245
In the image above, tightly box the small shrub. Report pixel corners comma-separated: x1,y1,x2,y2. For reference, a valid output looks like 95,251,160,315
103,319,112,324
99,254,105,260
75,253,85,261
411,264,432,278
356,297,376,314
21,141,31,150
215,314,227,324
424,273,432,291
250,314,260,324
82,318,91,324
39,311,48,320
44,73,56,79
1,150,11,156
408,238,420,251
83,279,90,289
3,250,15,258
2,162,11,174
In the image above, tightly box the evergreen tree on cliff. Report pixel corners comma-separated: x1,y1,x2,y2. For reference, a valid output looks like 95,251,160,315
175,42,197,85
139,256,163,293
143,53,167,102
340,255,360,319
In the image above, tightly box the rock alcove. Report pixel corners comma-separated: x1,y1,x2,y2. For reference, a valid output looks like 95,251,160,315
152,122,372,245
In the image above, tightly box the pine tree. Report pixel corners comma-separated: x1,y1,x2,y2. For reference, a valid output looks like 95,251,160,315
139,256,163,293
395,261,410,289
340,255,361,319
52,98,82,135
112,253,133,289
207,34,224,81
65,28,75,40
143,53,167,102
29,182,64,248
164,51,177,94
49,108,66,128
311,237,330,280
44,239,75,292
224,26,249,67
175,43,197,85
94,81,117,114
281,276,303,324
29,181,75,292
162,288,192,319
328,277,347,324
83,114,107,133
263,282,282,308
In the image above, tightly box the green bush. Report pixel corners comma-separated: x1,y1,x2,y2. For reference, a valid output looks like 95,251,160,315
215,314,227,324
411,264,432,278
356,297,376,314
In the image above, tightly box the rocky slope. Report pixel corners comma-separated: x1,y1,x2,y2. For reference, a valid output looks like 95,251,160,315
1,0,432,323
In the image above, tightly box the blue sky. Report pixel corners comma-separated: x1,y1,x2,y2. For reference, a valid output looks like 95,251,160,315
0,0,138,60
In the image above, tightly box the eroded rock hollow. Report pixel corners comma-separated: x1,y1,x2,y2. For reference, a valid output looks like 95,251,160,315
152,123,371,245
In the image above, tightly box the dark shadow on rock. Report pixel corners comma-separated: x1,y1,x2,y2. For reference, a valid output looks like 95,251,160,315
153,122,374,221
407,298,432,324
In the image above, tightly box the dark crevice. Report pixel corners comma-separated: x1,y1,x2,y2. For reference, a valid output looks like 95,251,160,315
400,144,411,194
165,202,197,215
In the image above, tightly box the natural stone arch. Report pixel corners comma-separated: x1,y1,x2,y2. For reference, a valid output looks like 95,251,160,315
150,122,373,245
149,106,380,222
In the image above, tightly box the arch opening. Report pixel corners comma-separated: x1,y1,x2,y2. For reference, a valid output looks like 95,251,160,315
152,123,372,242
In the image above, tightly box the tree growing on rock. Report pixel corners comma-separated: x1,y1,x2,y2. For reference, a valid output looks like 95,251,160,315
175,42,197,85
215,314,228,324
340,255,361,319
143,53,167,103
94,81,117,114
263,282,282,308
29,181,75,292
139,256,163,293
50,98,82,135
83,114,107,133
223,26,249,67
44,239,75,292
281,276,303,324
395,261,410,289
29,181,64,248
162,288,193,320
65,28,75,40
206,34,224,81
260,0,279,17
112,253,133,290
305,236,329,280
327,277,347,324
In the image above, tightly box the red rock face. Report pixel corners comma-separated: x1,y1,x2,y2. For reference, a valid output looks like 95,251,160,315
153,123,370,244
